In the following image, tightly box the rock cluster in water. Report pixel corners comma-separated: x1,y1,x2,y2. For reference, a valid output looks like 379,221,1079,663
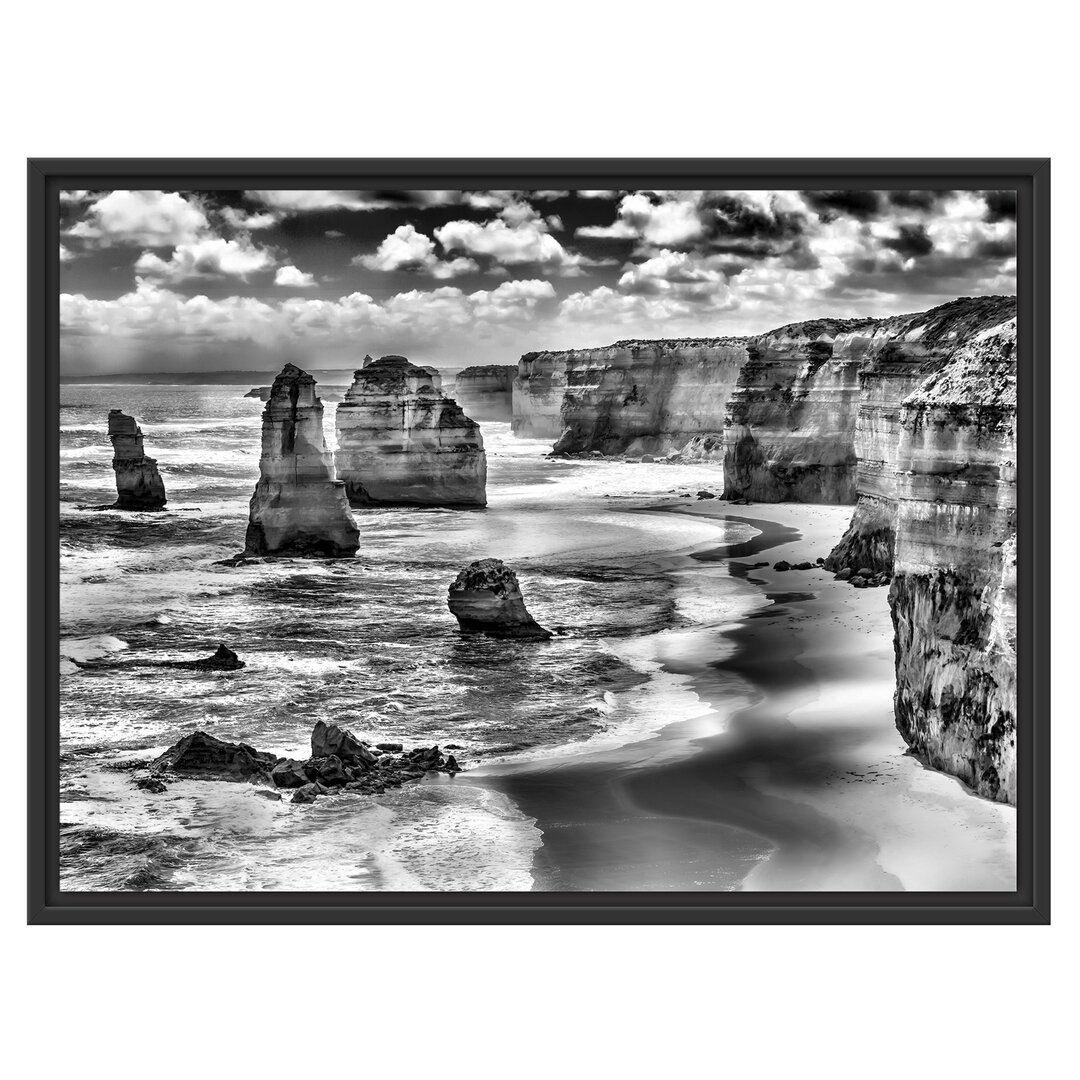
162,643,246,671
447,558,551,640
335,355,487,507
452,364,516,421
244,364,359,557
143,721,462,802
108,409,167,510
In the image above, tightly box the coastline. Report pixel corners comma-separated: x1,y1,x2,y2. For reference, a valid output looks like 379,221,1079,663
478,500,1016,892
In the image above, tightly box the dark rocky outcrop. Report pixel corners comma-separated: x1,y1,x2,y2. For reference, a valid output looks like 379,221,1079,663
162,644,245,671
142,724,464,803
447,559,552,640
151,731,277,782
334,355,487,507
244,364,359,557
108,409,167,510
244,386,272,400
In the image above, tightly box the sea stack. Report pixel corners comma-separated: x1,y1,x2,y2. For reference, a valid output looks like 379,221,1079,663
108,409,167,510
335,355,487,507
244,364,359,557
447,559,551,640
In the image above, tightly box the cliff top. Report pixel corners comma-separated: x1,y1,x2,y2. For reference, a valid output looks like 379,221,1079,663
348,354,440,394
456,364,517,376
518,296,1017,360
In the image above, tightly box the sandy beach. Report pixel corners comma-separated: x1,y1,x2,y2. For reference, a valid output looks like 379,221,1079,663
480,501,1017,892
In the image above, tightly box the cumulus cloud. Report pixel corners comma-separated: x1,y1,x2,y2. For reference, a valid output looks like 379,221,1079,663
67,190,209,247
219,206,279,230
435,213,598,274
354,224,478,279
578,192,704,246
59,244,75,263
274,265,317,288
135,235,276,282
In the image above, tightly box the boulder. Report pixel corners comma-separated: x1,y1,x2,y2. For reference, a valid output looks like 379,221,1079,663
835,567,852,581
315,754,348,786
447,559,552,640
311,720,375,764
851,576,868,588
696,490,716,500
793,561,813,570
774,560,791,571
270,759,309,788
152,731,276,782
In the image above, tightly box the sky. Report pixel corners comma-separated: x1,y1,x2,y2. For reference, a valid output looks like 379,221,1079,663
58,188,1017,374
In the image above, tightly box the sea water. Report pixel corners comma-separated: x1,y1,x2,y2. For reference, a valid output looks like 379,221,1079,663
59,384,758,890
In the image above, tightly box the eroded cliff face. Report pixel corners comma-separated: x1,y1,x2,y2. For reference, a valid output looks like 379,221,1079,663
888,318,1017,803
335,355,486,507
721,319,880,502
108,409,167,510
453,365,515,422
244,364,359,557
516,341,749,456
826,296,1017,572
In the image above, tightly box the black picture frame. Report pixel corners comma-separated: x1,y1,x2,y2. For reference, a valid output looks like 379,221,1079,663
30,158,1051,924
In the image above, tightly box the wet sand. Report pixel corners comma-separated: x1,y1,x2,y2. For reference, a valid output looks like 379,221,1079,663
478,502,1017,892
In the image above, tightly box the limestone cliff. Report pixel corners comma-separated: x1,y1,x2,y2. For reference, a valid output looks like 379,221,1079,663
108,409,167,510
453,365,516,422
335,355,486,507
888,318,1017,803
826,296,1017,572
244,364,359,557
515,340,748,455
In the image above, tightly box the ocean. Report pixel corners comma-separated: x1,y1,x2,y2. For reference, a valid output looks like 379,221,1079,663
59,383,759,891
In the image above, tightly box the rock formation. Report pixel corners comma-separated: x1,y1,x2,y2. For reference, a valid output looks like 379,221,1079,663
244,386,271,400
453,364,516,421
108,409,167,510
163,644,245,671
244,364,359,557
334,355,487,507
826,296,1017,573
142,724,463,802
447,559,551,639
888,317,1017,803
152,731,277,782
515,340,748,454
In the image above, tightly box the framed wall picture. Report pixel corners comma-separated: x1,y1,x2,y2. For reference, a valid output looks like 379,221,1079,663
29,158,1049,923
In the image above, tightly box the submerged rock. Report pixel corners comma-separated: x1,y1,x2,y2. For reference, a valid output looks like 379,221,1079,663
108,409,167,510
152,731,276,782
163,644,245,671
335,355,487,507
244,364,359,558
447,559,551,640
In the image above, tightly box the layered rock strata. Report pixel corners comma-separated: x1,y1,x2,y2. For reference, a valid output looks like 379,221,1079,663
244,364,359,557
108,409,167,509
888,318,1017,803
447,559,551,640
334,355,486,507
826,296,1017,572
453,365,516,421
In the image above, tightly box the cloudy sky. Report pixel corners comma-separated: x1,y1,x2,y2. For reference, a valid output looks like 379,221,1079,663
59,188,1016,374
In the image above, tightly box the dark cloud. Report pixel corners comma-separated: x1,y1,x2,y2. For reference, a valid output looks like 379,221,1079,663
803,190,883,221
974,236,1015,259
881,223,934,259
888,190,938,211
696,194,808,257
984,190,1017,222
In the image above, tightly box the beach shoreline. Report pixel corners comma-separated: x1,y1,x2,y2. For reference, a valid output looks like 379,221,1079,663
479,500,1017,892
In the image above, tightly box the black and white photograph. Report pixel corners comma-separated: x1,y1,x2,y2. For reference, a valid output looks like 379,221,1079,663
52,182,1025,896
